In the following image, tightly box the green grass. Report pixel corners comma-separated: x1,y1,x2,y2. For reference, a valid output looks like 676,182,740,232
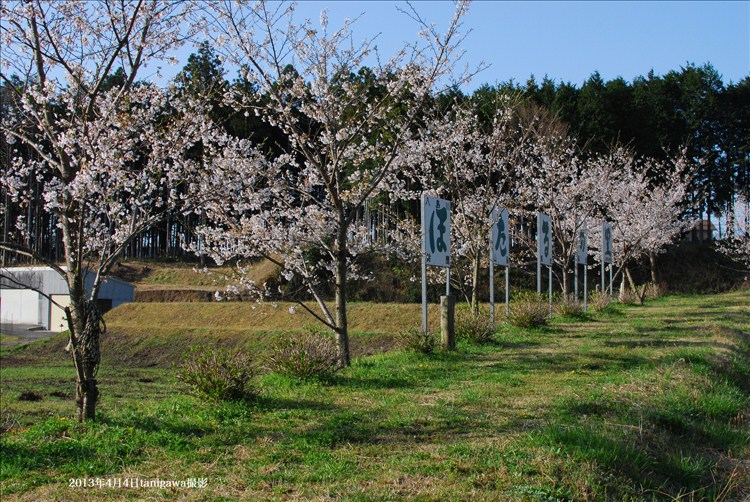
1,290,749,500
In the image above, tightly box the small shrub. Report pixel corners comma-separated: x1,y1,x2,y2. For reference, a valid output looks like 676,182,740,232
589,290,612,312
176,346,257,401
268,326,340,379
508,292,549,328
618,288,639,305
396,326,438,354
455,309,496,344
554,295,586,319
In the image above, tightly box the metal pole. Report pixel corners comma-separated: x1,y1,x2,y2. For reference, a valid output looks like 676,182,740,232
584,264,588,312
421,194,428,333
537,258,541,294
573,218,578,303
446,267,450,296
609,264,613,296
601,259,605,294
422,253,427,333
537,215,542,294
505,266,510,318
489,259,495,324
548,264,553,317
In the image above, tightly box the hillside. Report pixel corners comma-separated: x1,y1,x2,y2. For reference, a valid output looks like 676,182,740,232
10,301,444,367
111,259,279,301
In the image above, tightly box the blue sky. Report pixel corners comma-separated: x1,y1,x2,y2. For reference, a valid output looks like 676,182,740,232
297,0,749,87
162,1,749,89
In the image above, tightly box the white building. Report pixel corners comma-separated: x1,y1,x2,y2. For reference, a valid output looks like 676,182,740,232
0,267,134,332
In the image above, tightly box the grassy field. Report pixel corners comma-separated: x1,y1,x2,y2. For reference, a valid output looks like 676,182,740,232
1,291,749,500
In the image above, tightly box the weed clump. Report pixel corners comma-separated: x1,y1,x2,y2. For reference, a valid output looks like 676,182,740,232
554,294,586,319
508,291,549,328
617,288,639,305
589,290,613,312
176,346,257,401
268,326,340,379
396,326,438,354
455,309,496,344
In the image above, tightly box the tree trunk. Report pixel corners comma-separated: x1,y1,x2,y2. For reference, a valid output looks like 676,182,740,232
59,208,98,421
334,227,350,367
75,370,99,422
66,297,103,421
470,254,480,316
625,267,646,305
648,251,658,285
199,209,206,267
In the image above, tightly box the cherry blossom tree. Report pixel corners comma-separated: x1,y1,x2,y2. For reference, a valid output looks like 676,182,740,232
402,95,526,313
194,0,470,366
590,147,693,301
503,102,609,296
515,128,587,295
0,0,203,421
513,112,692,301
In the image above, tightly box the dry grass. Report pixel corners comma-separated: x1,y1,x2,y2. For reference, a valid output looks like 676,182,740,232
115,258,279,293
106,301,442,334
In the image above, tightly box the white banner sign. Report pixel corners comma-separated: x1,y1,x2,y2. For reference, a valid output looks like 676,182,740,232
490,207,510,266
422,194,451,267
577,228,588,265
602,222,613,264
537,213,552,266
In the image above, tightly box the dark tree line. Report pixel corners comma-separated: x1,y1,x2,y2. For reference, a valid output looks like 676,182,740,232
3,49,748,265
488,64,749,230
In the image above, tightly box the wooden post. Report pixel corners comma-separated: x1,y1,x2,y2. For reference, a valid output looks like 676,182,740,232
440,295,455,351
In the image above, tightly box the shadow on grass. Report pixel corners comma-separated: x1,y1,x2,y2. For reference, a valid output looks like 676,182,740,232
683,308,750,319
540,401,746,500
329,373,416,390
98,410,217,438
0,440,104,477
606,332,750,395
253,396,338,413
331,350,481,390
289,405,475,450
493,340,545,350
631,325,702,338
481,349,652,374
0,418,155,482
606,339,721,349
536,333,750,499
593,307,627,318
